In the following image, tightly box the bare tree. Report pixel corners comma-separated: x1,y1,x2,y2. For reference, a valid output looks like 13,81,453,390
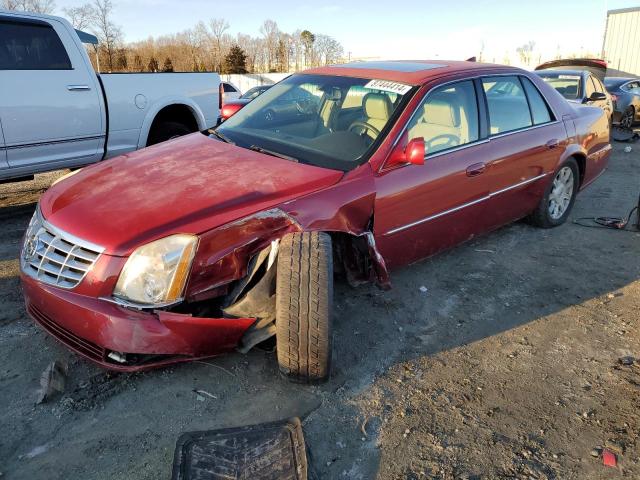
260,19,279,72
2,0,56,13
63,3,95,30
91,0,123,72
209,18,229,71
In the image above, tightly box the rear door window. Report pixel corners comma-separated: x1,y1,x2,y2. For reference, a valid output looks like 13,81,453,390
223,83,237,93
0,20,71,70
521,77,553,125
482,76,532,134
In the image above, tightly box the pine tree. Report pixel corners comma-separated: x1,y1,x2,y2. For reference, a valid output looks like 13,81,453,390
162,57,174,72
224,45,247,74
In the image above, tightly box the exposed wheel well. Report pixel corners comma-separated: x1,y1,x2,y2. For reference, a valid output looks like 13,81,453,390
571,154,586,187
147,104,199,144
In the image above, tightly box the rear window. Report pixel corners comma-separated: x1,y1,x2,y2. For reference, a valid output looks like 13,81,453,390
0,20,71,70
538,74,581,100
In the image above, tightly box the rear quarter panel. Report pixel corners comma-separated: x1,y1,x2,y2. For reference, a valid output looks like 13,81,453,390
100,73,220,157
569,104,611,187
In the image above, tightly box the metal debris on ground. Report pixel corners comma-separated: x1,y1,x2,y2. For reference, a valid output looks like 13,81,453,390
35,360,67,404
172,417,309,480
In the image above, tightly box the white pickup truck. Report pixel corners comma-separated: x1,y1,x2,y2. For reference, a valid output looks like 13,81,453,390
0,10,221,182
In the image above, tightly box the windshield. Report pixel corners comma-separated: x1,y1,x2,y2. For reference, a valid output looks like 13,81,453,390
538,73,581,100
214,74,413,171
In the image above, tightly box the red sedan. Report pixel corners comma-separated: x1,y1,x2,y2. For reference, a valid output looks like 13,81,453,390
21,61,611,383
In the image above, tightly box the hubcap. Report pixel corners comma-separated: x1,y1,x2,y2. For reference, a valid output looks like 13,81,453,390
548,166,574,220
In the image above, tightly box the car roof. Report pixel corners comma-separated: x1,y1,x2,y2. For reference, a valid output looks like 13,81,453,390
301,60,521,85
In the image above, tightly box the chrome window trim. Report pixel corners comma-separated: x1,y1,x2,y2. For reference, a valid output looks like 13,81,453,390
388,71,562,157
383,172,550,236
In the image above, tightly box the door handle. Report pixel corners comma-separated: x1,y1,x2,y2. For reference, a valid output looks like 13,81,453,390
546,139,560,149
466,162,486,177
67,85,91,91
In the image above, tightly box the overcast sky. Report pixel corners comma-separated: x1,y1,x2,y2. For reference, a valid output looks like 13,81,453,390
53,0,640,61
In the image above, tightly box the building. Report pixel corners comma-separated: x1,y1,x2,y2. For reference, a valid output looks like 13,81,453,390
602,7,640,76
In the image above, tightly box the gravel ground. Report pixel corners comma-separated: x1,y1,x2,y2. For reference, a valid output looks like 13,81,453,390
0,144,639,479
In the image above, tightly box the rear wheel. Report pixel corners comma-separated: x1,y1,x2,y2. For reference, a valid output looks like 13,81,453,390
276,231,333,383
529,158,579,228
621,106,635,130
147,121,191,146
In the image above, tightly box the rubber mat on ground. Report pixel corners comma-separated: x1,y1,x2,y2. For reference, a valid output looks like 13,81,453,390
171,417,308,480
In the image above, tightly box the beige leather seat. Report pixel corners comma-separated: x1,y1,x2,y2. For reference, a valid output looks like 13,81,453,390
408,92,468,153
353,93,393,139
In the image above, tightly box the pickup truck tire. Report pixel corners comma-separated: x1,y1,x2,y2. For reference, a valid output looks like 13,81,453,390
529,158,579,228
147,121,192,146
276,231,332,384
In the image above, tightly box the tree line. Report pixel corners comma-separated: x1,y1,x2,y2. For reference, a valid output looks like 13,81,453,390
2,0,346,73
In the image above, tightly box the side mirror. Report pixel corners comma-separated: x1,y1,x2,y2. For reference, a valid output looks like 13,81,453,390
587,91,607,102
385,137,426,169
405,137,426,165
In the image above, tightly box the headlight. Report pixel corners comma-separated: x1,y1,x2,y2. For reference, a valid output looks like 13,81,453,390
113,234,198,307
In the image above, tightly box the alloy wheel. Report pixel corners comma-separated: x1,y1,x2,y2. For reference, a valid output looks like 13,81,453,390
621,107,634,129
548,166,574,220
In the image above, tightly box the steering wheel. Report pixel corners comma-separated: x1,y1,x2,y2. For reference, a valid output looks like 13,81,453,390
295,98,317,115
349,121,381,138
426,134,459,151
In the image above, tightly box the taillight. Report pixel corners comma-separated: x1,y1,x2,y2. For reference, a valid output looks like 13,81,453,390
221,103,242,120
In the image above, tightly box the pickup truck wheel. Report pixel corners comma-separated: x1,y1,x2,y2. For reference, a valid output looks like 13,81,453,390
147,121,191,146
529,158,579,228
276,231,332,384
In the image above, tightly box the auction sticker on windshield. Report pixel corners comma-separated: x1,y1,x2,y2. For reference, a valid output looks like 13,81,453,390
364,79,412,95
558,75,581,80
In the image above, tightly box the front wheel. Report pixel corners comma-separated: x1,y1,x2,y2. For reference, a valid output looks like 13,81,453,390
529,158,579,228
276,231,333,383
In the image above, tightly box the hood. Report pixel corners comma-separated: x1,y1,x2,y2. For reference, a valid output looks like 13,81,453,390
535,58,607,82
40,133,343,256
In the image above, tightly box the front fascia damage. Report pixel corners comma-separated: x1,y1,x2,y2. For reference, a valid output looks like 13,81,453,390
168,165,390,354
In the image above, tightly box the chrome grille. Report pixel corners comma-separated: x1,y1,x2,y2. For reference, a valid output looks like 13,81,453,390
21,208,104,289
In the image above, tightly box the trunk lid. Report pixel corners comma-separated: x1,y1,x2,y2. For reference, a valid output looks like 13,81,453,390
535,58,608,82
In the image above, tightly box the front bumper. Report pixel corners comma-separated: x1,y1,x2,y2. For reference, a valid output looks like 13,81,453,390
21,274,255,371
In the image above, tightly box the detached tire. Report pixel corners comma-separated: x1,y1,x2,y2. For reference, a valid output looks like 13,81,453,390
276,232,333,383
529,158,579,228
147,121,191,146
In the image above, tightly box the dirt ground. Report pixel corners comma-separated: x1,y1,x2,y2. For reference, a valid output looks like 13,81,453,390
1,142,639,480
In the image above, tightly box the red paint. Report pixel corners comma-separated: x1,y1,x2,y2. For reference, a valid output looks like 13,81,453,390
24,61,610,371
602,449,617,467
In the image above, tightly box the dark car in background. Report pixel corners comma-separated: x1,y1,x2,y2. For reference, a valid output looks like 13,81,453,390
535,59,613,124
604,77,640,129
220,84,273,121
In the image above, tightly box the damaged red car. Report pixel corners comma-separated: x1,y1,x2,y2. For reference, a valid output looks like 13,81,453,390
21,61,611,382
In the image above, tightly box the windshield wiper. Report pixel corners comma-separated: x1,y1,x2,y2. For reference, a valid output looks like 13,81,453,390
248,145,299,163
208,128,235,144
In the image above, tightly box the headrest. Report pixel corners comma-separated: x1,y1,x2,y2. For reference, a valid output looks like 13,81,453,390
363,93,392,121
424,96,458,127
